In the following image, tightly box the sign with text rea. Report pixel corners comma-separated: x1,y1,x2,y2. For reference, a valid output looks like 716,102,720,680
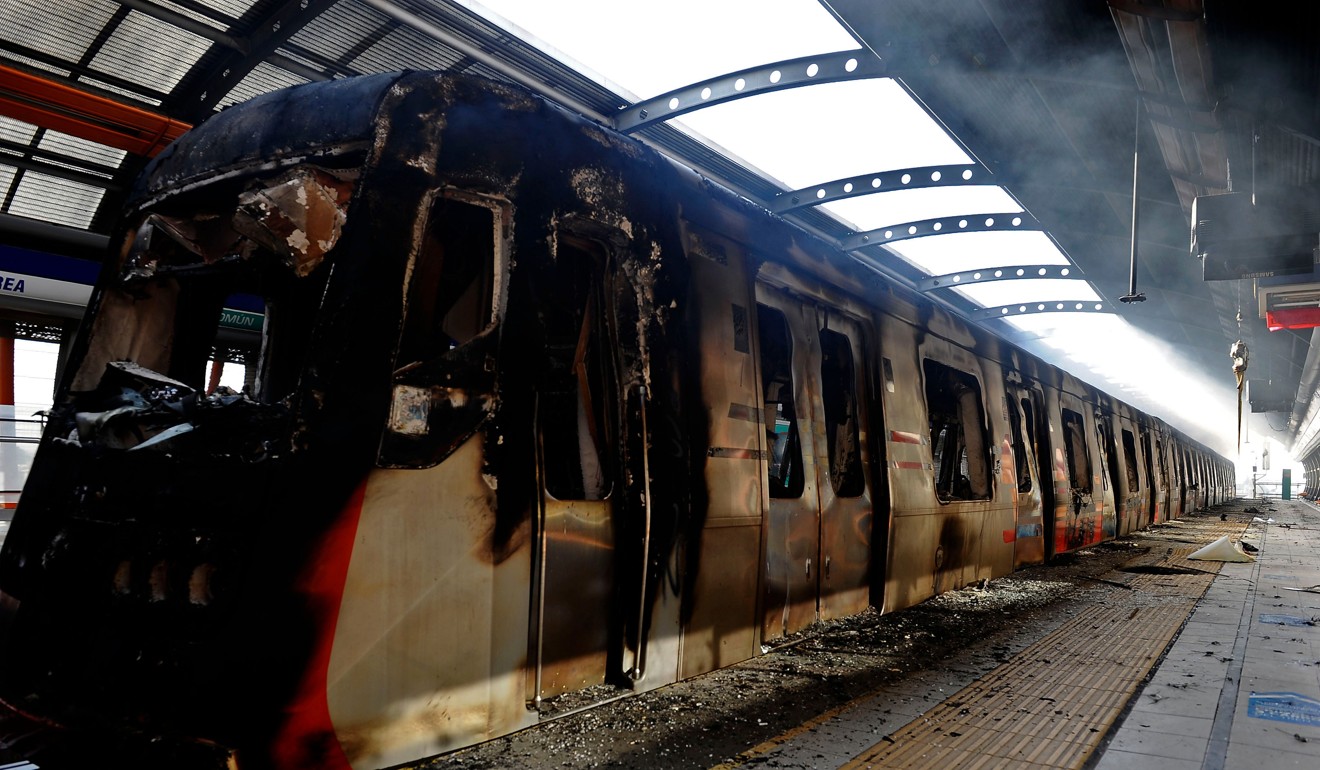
219,308,263,332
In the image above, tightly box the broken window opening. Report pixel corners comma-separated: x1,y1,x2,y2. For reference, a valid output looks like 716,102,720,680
72,200,334,408
1121,429,1141,492
1061,409,1092,495
758,305,804,499
923,359,990,502
378,190,507,469
1007,396,1032,493
394,195,498,370
818,328,864,498
1097,417,1119,493
539,234,615,502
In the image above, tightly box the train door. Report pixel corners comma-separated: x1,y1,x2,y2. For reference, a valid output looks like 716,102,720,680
1095,411,1122,537
754,289,876,638
1056,396,1104,553
530,231,622,700
1179,448,1192,512
755,293,822,640
1144,430,1166,524
677,228,763,679
1007,385,1048,567
815,314,876,621
1118,421,1144,535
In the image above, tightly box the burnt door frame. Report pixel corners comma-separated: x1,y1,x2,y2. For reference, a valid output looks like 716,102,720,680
753,293,822,640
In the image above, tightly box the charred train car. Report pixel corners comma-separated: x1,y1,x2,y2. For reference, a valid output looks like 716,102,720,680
0,72,1234,768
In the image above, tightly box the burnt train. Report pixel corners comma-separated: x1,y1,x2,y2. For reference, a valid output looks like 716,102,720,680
0,71,1233,769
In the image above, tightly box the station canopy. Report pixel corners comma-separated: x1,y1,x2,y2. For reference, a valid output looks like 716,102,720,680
0,0,1241,449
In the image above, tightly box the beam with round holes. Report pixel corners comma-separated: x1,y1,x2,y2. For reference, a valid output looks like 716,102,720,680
614,51,886,133
971,300,1111,321
772,164,986,214
918,264,1082,292
843,211,1042,250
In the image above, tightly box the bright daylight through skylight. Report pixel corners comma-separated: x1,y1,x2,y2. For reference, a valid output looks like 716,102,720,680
457,0,1242,455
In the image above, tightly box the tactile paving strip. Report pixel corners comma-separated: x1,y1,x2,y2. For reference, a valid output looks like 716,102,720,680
839,523,1248,769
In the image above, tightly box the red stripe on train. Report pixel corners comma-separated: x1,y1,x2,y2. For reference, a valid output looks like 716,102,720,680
272,480,367,770
889,430,923,444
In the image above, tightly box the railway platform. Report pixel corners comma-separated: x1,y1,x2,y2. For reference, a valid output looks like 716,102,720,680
0,500,1315,769
733,501,1320,770
437,499,1320,770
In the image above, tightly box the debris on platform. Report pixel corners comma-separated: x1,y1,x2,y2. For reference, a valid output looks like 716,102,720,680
1188,535,1254,562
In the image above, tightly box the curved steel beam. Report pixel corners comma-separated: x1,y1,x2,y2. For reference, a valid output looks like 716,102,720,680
842,211,1041,250
771,163,985,214
972,300,1110,321
170,0,339,123
917,264,1081,292
614,50,886,133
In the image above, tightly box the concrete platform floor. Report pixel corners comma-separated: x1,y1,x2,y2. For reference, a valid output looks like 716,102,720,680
717,500,1320,769
1096,500,1320,770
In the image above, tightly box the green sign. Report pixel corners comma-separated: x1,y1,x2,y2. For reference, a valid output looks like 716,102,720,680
219,308,263,332
1283,468,1292,500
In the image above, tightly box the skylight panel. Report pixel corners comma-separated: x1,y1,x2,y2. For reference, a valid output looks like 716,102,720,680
155,0,238,31
824,185,1019,233
679,79,970,191
90,11,212,94
216,61,310,110
291,1,392,65
457,0,856,98
887,231,1070,274
0,0,118,64
0,116,38,147
38,129,126,169
0,166,16,207
160,0,257,23
353,25,468,74
6,171,104,228
454,2,978,224
955,279,1101,309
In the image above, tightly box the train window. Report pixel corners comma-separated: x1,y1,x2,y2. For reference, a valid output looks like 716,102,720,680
379,192,506,469
819,328,864,498
1020,397,1039,493
394,195,497,369
1061,409,1092,495
758,305,804,499
1121,429,1141,491
539,234,614,501
1007,396,1032,493
71,179,340,407
923,360,990,502
1097,418,1119,492
1154,438,1167,484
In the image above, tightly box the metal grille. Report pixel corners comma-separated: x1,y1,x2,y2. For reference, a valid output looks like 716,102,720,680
6,171,105,228
90,11,214,94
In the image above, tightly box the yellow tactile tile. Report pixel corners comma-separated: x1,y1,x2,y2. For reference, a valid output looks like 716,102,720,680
838,520,1248,769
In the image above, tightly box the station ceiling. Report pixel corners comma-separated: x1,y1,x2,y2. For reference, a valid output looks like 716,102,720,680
0,0,1316,463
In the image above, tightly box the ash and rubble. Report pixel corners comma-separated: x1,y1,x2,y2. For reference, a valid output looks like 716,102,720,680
53,361,289,462
419,509,1252,770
